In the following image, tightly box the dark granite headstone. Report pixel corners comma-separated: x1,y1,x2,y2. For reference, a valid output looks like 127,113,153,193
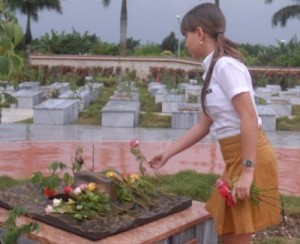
0,172,192,241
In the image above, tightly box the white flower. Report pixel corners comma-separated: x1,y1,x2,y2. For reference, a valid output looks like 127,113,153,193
45,205,54,214
53,198,62,207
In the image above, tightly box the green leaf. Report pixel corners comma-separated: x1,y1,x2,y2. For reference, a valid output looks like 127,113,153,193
8,53,23,72
3,22,15,40
30,172,43,185
47,175,59,190
49,161,65,173
63,173,74,186
0,55,9,73
0,1,4,12
0,35,14,50
13,24,23,46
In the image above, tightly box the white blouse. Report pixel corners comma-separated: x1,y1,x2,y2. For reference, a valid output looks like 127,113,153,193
202,52,262,139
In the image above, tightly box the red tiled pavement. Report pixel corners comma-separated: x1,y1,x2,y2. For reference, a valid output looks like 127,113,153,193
0,141,299,196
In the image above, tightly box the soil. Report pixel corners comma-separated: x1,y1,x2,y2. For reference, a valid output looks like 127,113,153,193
252,214,300,242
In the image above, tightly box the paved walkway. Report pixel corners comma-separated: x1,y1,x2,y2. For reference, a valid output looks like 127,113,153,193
0,109,300,196
0,123,299,196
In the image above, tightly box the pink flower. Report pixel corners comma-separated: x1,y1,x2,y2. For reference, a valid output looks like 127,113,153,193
130,139,139,148
45,205,54,214
64,186,72,195
73,186,82,195
80,184,87,190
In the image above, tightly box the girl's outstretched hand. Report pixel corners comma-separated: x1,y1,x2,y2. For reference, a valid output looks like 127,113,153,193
148,151,169,169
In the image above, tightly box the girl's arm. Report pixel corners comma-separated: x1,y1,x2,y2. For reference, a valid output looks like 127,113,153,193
231,91,259,200
149,112,213,169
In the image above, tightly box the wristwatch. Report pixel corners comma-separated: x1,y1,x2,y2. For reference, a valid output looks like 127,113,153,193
243,159,255,168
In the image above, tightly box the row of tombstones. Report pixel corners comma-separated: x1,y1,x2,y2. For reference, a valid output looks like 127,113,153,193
3,81,102,125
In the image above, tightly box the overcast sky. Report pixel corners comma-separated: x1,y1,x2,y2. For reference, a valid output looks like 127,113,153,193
17,0,299,46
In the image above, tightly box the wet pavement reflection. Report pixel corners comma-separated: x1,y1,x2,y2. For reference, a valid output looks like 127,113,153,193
0,124,299,196
0,141,299,196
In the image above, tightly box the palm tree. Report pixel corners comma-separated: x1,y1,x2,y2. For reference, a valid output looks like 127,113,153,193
8,0,62,62
102,0,127,56
265,0,300,27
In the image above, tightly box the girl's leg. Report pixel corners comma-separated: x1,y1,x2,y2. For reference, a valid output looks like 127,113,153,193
221,233,252,244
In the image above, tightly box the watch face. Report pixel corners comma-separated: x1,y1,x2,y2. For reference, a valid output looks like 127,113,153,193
245,160,253,167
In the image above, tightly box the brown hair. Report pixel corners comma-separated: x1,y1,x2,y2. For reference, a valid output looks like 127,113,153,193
181,3,244,115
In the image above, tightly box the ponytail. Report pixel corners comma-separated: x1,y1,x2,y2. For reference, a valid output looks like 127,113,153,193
201,34,244,115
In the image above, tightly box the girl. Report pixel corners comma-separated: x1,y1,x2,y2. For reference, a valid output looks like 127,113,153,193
148,3,281,244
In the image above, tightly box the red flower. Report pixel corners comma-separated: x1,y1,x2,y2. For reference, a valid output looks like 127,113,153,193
64,186,72,195
44,187,56,198
226,194,236,206
130,139,139,149
215,178,236,206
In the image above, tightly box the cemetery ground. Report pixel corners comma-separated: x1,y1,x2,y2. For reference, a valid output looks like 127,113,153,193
2,82,300,243
63,83,300,243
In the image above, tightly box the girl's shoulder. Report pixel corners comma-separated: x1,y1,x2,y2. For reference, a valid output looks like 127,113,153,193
215,56,247,73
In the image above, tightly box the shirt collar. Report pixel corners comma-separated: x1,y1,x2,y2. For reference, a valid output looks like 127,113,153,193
202,51,214,73
201,51,214,80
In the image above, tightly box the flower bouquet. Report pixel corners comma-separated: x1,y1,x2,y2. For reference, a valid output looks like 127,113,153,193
215,177,281,209
41,140,160,220
45,182,111,220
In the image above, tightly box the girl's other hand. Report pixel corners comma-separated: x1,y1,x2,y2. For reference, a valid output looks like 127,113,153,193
231,170,254,201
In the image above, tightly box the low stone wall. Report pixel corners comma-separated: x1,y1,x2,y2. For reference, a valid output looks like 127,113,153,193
29,54,200,79
30,55,300,81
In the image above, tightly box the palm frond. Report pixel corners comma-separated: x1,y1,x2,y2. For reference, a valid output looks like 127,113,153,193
102,0,111,8
272,5,300,27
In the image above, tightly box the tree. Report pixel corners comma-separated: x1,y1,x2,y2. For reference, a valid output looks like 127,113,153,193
0,0,23,122
265,0,300,27
102,0,127,56
8,0,62,62
161,32,178,54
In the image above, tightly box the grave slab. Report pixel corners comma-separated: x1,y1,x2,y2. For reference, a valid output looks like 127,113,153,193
101,100,140,127
18,81,40,90
12,89,44,109
33,99,79,125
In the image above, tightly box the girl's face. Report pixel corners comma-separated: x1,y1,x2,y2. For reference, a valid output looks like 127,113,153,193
184,30,204,59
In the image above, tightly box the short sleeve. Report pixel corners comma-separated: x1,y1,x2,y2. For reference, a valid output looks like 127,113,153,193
215,59,251,100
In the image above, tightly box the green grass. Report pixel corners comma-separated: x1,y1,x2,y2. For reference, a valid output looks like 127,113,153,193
75,85,115,125
276,116,300,131
139,112,171,128
75,82,172,128
139,86,162,112
17,118,33,124
292,105,300,116
0,175,27,189
145,170,219,202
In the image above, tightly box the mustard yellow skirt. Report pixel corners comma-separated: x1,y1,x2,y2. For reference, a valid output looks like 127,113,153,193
205,129,282,235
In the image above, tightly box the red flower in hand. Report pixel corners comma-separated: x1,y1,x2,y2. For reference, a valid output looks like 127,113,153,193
215,178,236,206
226,194,236,206
44,187,56,198
64,186,72,195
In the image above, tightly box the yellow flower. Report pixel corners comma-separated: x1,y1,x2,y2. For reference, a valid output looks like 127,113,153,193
87,182,96,192
129,174,140,183
105,171,117,178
